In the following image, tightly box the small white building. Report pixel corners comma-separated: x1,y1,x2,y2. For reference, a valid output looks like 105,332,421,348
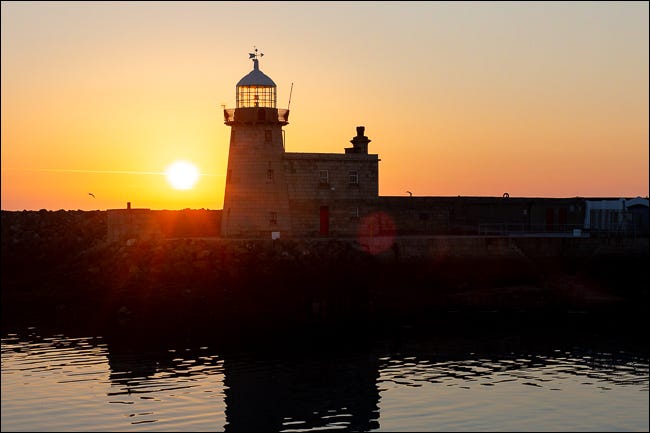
584,197,649,235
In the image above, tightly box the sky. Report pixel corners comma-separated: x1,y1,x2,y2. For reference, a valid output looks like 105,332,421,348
1,1,648,211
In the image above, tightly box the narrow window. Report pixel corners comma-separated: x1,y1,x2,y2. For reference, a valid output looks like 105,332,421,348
349,170,359,185
265,130,272,142
269,211,278,225
350,207,360,220
319,170,329,185
267,169,274,182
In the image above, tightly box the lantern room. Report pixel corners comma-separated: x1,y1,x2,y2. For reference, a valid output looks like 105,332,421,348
236,48,276,108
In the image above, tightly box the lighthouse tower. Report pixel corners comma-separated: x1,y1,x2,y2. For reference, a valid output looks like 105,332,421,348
221,49,292,238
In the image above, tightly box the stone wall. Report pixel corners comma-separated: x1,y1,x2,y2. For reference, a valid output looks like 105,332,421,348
377,196,587,235
107,208,161,242
284,152,379,200
105,209,221,242
4,218,647,332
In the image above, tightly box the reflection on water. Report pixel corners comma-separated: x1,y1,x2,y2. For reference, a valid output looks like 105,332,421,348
1,320,648,432
223,350,379,432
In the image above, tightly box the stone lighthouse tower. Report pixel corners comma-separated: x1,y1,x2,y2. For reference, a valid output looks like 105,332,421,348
221,49,292,238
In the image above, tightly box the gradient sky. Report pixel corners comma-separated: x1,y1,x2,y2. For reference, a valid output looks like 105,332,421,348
2,1,648,211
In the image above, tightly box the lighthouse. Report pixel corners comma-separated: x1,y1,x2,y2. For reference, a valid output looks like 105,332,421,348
221,49,292,238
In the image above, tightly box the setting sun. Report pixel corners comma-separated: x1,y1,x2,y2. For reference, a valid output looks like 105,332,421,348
165,160,200,190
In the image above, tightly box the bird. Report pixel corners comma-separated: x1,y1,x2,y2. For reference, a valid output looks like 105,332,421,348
88,193,95,198
406,191,413,197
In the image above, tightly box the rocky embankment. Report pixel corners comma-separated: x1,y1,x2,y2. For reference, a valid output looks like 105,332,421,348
2,210,648,333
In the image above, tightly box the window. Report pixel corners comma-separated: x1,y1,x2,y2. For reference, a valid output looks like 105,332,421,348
350,207,360,220
226,169,232,184
237,85,276,108
265,130,272,142
348,170,359,185
269,212,278,225
267,169,274,182
319,170,329,184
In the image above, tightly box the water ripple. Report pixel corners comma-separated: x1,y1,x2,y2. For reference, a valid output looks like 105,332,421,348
2,326,648,432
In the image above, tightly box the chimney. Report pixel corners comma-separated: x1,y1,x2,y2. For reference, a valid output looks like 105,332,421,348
345,125,371,154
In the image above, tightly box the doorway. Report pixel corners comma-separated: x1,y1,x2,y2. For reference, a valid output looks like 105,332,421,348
319,206,329,236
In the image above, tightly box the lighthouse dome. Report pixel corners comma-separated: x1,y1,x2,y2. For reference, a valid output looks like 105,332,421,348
236,64,276,87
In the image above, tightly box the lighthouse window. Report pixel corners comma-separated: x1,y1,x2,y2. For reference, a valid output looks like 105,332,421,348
267,169,274,182
265,130,272,142
319,170,329,185
237,85,276,108
348,170,359,185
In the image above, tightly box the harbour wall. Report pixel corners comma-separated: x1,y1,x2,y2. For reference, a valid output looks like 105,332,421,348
2,210,647,333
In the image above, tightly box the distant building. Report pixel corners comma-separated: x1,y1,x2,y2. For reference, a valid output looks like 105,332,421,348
585,197,649,236
107,202,161,242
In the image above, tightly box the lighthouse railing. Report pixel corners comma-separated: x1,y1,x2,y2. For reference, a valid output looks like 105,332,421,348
223,108,290,124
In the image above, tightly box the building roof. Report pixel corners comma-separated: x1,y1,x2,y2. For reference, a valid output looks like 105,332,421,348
236,59,276,87
626,197,649,208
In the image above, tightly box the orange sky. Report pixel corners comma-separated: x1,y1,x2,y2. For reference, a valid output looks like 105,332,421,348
2,1,648,211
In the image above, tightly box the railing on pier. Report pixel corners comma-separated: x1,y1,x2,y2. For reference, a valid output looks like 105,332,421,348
477,223,588,237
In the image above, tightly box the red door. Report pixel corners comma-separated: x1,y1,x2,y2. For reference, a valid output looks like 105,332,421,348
320,206,329,236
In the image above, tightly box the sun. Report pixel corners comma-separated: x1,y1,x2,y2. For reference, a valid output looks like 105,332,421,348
165,160,200,190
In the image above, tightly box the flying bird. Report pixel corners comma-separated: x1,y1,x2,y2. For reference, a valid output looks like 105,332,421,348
406,191,413,197
88,193,95,198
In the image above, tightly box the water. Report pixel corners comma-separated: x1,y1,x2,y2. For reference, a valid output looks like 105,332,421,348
1,320,648,431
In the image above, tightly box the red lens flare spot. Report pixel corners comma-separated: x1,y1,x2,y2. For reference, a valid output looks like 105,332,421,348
356,211,396,255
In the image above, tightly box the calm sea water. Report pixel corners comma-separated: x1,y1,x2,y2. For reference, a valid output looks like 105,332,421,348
1,318,648,432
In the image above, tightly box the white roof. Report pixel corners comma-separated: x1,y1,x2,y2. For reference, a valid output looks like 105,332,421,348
625,197,649,208
236,60,276,87
584,197,649,210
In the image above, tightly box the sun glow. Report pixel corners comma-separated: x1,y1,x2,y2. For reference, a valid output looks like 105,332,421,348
165,160,200,190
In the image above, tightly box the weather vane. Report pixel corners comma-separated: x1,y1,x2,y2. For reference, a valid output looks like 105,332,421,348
248,46,264,61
